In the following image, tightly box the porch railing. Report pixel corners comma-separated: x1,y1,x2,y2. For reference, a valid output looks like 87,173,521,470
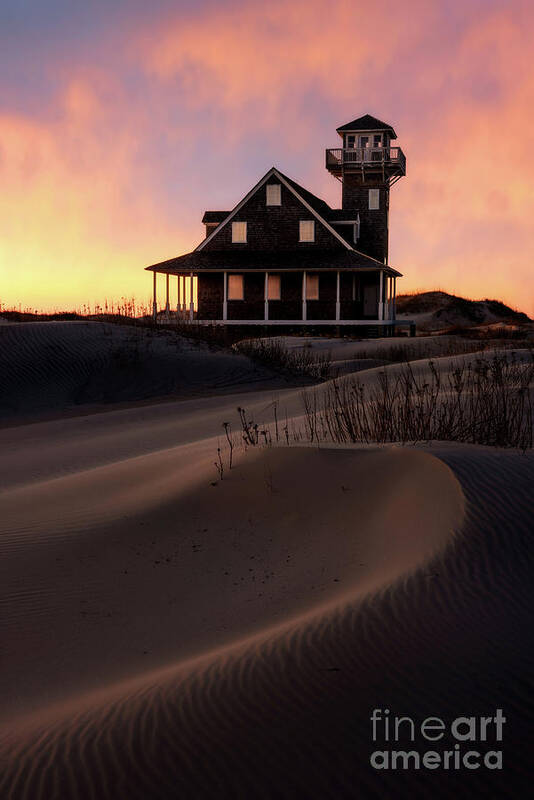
326,147,406,173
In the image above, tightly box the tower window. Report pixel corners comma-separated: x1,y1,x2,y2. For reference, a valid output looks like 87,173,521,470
267,274,281,300
299,220,315,242
306,274,319,300
266,184,281,206
228,274,244,300
368,189,380,210
232,221,247,243
354,214,360,242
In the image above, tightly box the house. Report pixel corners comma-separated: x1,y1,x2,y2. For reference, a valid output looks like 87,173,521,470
146,114,410,332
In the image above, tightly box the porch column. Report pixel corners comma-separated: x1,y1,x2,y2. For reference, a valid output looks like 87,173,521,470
393,277,397,320
189,272,194,322
378,270,384,321
223,271,228,321
336,271,340,321
165,274,170,315
152,271,157,322
302,272,307,321
177,276,181,316
264,272,269,321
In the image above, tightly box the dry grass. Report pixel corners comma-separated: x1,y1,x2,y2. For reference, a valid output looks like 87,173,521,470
234,338,332,379
217,353,534,469
301,352,534,450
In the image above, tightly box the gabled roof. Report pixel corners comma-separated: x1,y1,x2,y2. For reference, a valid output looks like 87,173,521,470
275,169,332,218
195,166,353,252
147,249,401,276
148,166,398,273
336,114,397,139
202,211,230,224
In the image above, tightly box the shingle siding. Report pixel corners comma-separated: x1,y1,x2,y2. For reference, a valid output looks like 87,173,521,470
202,181,344,253
342,176,389,263
197,273,223,320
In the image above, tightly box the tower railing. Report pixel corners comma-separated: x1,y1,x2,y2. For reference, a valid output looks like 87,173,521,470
326,147,406,174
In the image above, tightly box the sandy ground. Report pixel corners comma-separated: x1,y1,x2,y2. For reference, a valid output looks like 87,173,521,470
0,321,296,424
0,323,533,798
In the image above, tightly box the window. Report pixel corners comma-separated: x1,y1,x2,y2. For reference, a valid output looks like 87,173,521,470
368,189,380,210
306,274,319,300
299,220,315,242
353,214,360,242
231,221,247,243
346,134,356,149
267,274,281,300
228,274,244,300
266,184,281,206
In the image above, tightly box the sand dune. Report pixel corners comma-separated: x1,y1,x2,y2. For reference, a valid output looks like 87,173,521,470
0,444,463,719
0,321,290,424
1,328,533,798
1,444,533,798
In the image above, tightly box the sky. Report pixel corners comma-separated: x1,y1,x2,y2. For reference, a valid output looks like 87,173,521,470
1,0,533,314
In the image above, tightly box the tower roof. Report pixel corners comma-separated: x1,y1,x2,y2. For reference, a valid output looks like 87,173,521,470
336,114,397,138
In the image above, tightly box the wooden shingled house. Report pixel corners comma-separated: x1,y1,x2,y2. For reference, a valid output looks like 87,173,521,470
147,114,410,333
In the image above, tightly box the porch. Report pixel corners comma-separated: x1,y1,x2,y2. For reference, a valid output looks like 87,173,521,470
151,269,400,326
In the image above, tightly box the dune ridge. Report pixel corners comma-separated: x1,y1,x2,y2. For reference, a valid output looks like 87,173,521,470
0,321,289,424
0,440,469,799
1,447,533,798
1,325,533,798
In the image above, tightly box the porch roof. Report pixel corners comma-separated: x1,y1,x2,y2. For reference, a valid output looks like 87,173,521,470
146,249,402,277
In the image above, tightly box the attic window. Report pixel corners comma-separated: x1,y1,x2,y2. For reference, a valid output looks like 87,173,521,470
299,220,315,242
232,221,247,243
266,184,281,206
368,189,380,210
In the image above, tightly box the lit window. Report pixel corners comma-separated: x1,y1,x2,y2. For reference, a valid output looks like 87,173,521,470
232,221,247,243
228,274,244,300
266,184,281,206
267,274,281,300
368,189,380,210
306,274,319,300
299,220,315,242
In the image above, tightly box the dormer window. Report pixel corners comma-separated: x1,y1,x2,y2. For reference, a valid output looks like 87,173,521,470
266,184,281,206
232,221,247,243
299,220,315,242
